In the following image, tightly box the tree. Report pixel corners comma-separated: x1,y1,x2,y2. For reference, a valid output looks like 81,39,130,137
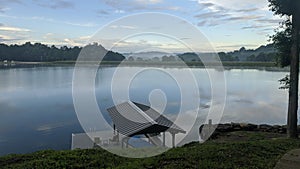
271,20,292,67
0,42,125,62
218,52,240,61
239,47,246,52
127,56,134,61
246,54,256,61
162,55,176,62
136,57,143,61
269,0,300,138
152,57,160,62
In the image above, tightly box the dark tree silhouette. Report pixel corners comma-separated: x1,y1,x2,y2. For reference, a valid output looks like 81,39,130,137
0,42,125,62
269,0,300,138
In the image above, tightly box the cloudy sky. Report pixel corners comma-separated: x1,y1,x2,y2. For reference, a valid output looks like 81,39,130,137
0,0,283,52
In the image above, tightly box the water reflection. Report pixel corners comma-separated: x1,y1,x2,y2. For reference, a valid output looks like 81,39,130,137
0,66,292,155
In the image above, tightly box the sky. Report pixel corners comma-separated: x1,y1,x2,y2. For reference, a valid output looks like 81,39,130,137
0,0,284,52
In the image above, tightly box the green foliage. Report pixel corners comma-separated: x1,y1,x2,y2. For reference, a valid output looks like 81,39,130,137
227,44,276,62
0,42,125,62
218,52,239,62
1,138,300,169
178,52,240,63
269,0,300,139
268,0,294,16
246,52,275,62
269,20,292,67
177,52,201,62
279,74,290,89
162,55,176,62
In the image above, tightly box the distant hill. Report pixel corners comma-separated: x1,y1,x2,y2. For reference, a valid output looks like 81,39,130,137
177,52,201,62
178,44,277,63
123,51,172,59
121,44,277,62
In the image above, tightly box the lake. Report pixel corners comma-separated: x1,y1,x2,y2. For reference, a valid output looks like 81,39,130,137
0,65,293,155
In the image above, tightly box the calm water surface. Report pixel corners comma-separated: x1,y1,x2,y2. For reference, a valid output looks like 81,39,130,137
0,65,292,155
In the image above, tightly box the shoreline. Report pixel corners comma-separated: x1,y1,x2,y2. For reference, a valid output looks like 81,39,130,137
0,61,290,71
0,126,299,168
1,122,299,157
202,122,300,141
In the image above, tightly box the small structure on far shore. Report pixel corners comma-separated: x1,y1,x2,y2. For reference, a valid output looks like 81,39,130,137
3,60,8,66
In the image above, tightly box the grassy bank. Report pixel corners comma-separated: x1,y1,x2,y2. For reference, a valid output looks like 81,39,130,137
0,131,299,169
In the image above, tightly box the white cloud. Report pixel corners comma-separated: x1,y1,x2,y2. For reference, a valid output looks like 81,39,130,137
193,0,282,41
135,0,163,5
79,35,92,40
0,26,30,32
0,14,98,28
64,38,82,46
0,0,21,13
101,0,179,12
110,25,137,29
43,33,56,40
199,0,267,10
0,34,12,40
63,21,97,27
108,38,189,53
34,0,74,9
0,7,10,13
0,0,283,52
114,9,125,13
40,33,93,47
0,33,29,43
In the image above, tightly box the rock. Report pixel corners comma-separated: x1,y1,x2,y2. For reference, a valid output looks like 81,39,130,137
258,124,273,132
279,128,287,134
231,123,242,131
241,123,258,131
273,125,281,129
216,123,233,132
279,125,287,134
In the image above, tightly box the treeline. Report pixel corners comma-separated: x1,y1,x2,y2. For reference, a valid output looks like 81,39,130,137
246,52,275,62
0,42,276,63
0,42,125,62
227,44,277,62
219,51,275,62
218,52,239,61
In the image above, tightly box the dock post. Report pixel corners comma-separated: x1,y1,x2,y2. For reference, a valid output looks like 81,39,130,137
171,132,175,148
208,119,212,133
163,132,166,147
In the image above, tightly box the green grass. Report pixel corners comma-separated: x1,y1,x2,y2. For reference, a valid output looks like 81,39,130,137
211,131,287,142
1,137,300,169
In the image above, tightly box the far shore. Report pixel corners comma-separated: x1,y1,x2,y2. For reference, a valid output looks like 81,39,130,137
0,60,290,70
